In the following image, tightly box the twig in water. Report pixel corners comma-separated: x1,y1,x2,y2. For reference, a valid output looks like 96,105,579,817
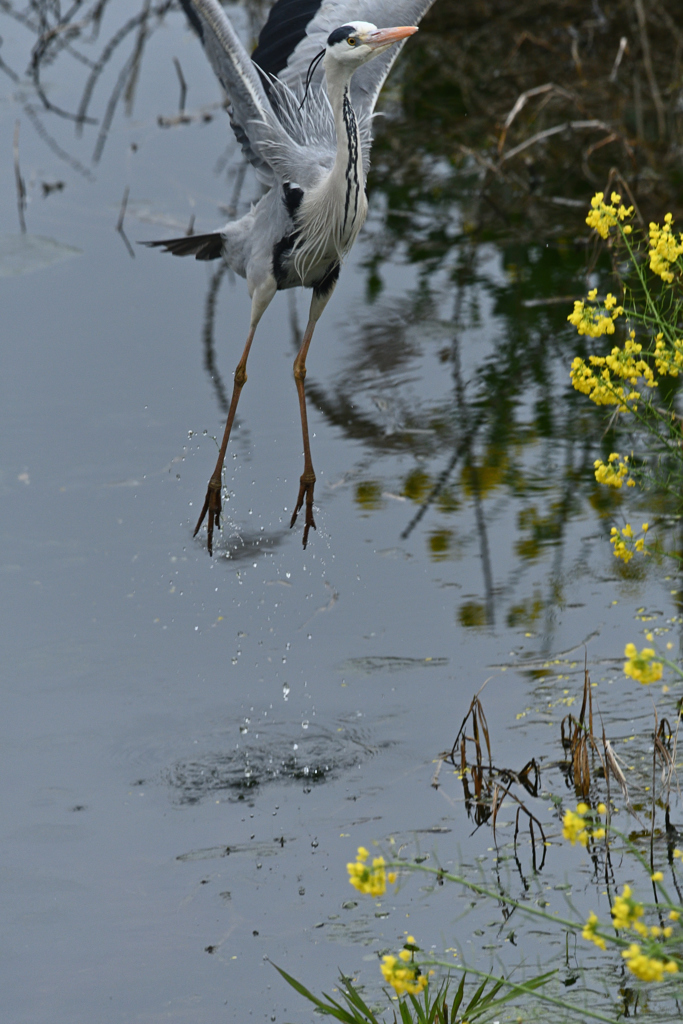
116,186,135,258
497,82,577,154
173,56,187,113
609,36,628,83
500,119,616,164
13,120,27,234
603,737,643,824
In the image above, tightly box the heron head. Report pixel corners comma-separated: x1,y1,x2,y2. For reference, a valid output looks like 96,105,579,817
324,21,418,67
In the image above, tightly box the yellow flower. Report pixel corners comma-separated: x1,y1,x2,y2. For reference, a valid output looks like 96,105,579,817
610,522,651,564
582,911,606,950
612,885,645,930
652,872,664,882
585,192,634,239
380,955,428,996
347,847,388,897
568,294,624,338
563,808,589,846
649,214,683,283
670,911,681,921
622,944,679,982
594,453,631,488
654,333,683,378
624,643,663,684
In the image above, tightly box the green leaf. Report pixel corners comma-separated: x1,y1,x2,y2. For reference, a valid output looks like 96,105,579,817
272,964,357,1023
450,974,466,1017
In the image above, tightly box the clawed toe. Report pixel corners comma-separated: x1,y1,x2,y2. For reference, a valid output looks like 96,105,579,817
290,477,316,549
194,478,222,555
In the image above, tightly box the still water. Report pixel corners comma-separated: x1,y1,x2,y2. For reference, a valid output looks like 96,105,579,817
1,3,679,1021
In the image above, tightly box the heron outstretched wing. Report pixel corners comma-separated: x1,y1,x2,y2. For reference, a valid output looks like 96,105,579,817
179,0,333,188
252,0,436,118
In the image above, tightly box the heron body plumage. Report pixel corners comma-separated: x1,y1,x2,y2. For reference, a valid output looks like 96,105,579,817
145,0,436,552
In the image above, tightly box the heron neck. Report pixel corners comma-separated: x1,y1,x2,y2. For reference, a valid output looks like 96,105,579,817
324,64,363,187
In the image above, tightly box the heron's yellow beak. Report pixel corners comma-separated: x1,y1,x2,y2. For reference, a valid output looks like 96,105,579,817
365,26,418,49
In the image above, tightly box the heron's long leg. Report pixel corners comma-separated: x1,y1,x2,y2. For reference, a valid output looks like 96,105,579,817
290,281,337,547
194,279,276,555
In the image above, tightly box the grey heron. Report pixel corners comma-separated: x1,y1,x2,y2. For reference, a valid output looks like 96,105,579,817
145,0,435,554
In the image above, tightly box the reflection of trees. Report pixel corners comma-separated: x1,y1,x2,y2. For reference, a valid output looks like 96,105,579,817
278,234,642,639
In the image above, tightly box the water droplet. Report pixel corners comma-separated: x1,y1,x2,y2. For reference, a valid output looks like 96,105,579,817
302,720,309,730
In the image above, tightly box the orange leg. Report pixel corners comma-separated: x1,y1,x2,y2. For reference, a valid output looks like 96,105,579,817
290,283,336,547
290,317,318,547
194,280,275,554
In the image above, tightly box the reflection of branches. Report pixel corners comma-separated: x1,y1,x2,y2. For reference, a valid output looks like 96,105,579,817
92,45,137,162
0,35,20,81
0,0,175,173
23,101,95,180
202,264,230,415
124,0,151,117
399,435,472,540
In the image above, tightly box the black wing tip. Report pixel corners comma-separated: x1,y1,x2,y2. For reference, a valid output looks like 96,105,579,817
178,0,204,42
251,0,323,78
139,233,224,261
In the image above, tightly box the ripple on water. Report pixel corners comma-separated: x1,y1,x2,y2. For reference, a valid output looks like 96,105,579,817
166,723,389,804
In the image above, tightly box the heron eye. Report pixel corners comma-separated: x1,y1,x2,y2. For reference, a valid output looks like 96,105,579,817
347,37,356,46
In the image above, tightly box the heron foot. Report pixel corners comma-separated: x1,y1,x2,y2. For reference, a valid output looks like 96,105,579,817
290,474,316,549
193,477,222,556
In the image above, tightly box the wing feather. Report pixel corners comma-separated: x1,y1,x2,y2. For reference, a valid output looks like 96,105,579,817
179,0,328,188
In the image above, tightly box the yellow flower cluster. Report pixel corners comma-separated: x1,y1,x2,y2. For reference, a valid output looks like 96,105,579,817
622,943,679,982
582,879,682,975
380,937,429,996
594,452,633,488
570,329,657,409
582,911,607,950
654,333,683,378
623,643,663,684
571,358,636,410
612,885,646,932
610,522,649,563
347,846,395,897
649,214,683,283
562,803,605,847
586,191,634,239
568,289,624,338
